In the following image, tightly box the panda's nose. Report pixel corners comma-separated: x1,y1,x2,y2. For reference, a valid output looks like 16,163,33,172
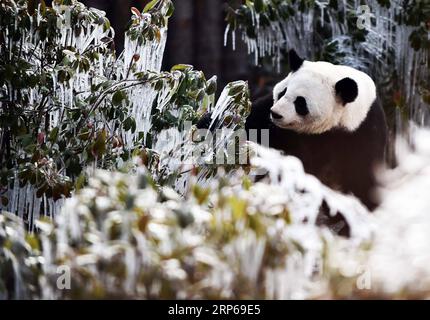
271,110,283,120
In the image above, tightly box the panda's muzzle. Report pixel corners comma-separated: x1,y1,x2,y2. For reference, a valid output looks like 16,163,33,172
270,110,283,120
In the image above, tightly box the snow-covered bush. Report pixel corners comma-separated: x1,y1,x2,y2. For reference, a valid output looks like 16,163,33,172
325,127,430,299
360,127,430,298
0,212,42,299
4,128,430,300
1,143,373,299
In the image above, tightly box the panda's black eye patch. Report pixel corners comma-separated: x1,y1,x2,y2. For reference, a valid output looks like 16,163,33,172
294,96,309,116
277,87,287,100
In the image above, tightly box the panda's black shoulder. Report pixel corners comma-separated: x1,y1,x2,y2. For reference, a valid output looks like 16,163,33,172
245,92,273,131
364,99,387,134
353,98,388,160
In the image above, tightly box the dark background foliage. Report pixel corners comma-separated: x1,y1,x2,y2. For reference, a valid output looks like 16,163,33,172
71,0,273,98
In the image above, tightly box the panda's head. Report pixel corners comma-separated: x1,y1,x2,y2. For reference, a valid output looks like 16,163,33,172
270,50,377,134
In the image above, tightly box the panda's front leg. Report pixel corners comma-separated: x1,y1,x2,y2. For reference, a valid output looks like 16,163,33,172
245,92,274,146
245,92,273,132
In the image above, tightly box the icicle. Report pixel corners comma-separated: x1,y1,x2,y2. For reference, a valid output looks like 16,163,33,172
224,24,230,47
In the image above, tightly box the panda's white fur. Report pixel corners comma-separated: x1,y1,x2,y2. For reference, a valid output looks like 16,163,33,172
271,60,377,134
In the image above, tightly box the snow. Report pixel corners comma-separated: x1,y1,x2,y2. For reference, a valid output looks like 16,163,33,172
366,127,430,295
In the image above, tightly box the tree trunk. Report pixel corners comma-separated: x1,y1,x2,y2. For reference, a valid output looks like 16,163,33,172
164,0,195,68
193,0,223,79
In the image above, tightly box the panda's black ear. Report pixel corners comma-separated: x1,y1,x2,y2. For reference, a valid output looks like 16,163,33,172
335,77,358,105
288,49,304,72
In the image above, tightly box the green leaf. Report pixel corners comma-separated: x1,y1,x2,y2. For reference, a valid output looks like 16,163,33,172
112,90,127,106
40,0,46,15
228,84,245,96
166,2,175,17
75,173,86,191
143,0,159,13
229,197,247,220
171,64,193,72
103,19,111,32
123,117,136,133
193,185,210,205
206,76,217,95
49,127,59,142
91,129,107,157
255,0,265,13
154,80,164,91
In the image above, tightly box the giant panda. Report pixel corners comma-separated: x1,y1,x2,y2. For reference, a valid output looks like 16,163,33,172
245,49,388,210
